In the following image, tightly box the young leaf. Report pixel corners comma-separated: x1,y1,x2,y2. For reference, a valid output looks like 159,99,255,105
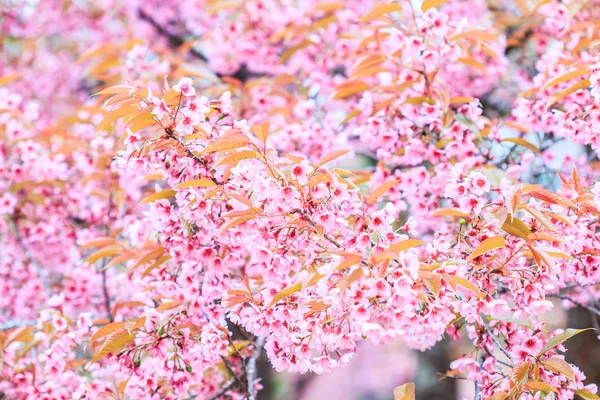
269,282,303,307
522,381,556,393
468,236,506,261
200,134,250,154
546,78,590,108
360,3,403,24
387,239,426,253
421,0,450,12
575,389,600,400
316,150,351,168
393,382,415,400
215,150,259,167
89,322,126,344
92,330,136,363
428,208,470,218
446,275,485,298
541,357,574,380
540,328,594,355
175,178,216,189
368,179,400,204
140,189,176,204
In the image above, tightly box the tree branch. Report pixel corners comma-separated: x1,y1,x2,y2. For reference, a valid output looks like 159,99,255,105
481,322,513,364
10,217,52,297
247,336,265,400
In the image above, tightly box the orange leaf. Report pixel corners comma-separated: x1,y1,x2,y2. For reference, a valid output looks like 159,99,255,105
175,178,216,189
457,57,486,73
468,236,506,261
387,239,426,253
393,382,415,400
215,150,259,167
269,282,302,307
543,67,589,90
200,134,250,154
92,330,135,363
317,150,351,168
546,78,590,108
140,189,176,204
522,381,556,393
360,3,403,24
368,179,400,204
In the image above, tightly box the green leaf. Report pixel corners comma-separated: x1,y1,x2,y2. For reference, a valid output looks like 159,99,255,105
540,328,594,355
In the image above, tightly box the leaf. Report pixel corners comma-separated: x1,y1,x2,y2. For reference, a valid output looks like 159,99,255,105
140,189,176,204
360,3,403,24
575,389,600,400
528,231,563,243
340,109,361,125
251,123,270,144
83,246,122,265
543,67,589,89
541,357,574,380
141,255,172,278
528,188,577,210
132,248,165,270
92,330,135,363
175,178,216,189
0,74,21,86
387,239,426,253
540,328,594,355
488,392,508,400
200,134,250,154
502,138,540,154
216,150,259,167
219,214,256,234
457,57,486,73
331,80,369,99
334,256,361,272
468,236,506,261
393,383,415,400
89,322,126,344
80,237,117,250
512,362,532,383
428,209,470,218
269,282,302,307
446,275,485,298
546,78,590,108
522,381,556,393
502,218,531,239
422,0,451,11
368,179,400,203
156,301,182,312
93,85,132,96
317,150,351,168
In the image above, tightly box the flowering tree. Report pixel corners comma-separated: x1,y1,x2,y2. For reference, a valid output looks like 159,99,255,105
2,0,600,399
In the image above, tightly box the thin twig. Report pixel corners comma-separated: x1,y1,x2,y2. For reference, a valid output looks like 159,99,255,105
482,323,513,364
164,127,226,185
10,217,52,296
207,379,236,400
549,293,600,317
247,336,265,400
292,208,342,248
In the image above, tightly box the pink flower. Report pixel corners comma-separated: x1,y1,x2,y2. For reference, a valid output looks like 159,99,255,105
291,161,311,185
173,77,195,97
0,193,16,214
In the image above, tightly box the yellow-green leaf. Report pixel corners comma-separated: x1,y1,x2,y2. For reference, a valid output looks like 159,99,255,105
540,328,594,355
575,389,600,400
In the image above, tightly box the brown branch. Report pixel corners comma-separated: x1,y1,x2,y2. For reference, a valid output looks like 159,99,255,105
164,127,227,185
291,208,342,248
246,336,266,400
10,217,52,296
548,293,600,317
